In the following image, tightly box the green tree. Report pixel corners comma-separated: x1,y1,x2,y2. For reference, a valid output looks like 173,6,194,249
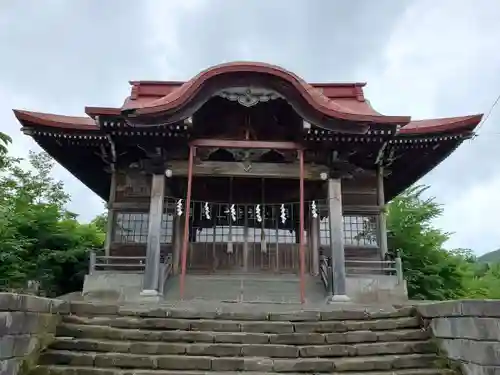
91,212,108,233
386,185,470,300
0,131,11,167
0,150,104,296
460,260,500,299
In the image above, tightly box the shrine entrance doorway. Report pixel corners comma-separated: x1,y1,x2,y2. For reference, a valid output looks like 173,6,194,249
177,139,307,302
185,200,304,274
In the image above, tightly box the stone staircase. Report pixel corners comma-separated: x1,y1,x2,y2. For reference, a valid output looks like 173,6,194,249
163,274,327,304
31,303,457,375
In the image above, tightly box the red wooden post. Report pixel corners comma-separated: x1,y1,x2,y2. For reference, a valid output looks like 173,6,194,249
180,145,195,299
299,149,306,304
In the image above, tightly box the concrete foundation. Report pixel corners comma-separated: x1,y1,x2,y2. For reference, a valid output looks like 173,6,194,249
82,271,144,303
82,271,407,304
346,274,408,304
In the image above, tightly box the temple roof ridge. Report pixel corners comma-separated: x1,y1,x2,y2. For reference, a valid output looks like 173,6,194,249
12,61,483,136
125,61,409,127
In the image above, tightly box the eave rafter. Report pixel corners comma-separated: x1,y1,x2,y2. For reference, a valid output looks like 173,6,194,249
24,127,106,141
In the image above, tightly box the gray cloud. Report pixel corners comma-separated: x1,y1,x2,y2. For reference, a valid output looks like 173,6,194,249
144,0,414,81
0,0,154,105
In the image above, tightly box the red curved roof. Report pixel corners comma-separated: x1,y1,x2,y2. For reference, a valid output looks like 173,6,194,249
130,62,411,125
13,109,97,130
399,114,482,134
14,108,482,136
13,61,483,136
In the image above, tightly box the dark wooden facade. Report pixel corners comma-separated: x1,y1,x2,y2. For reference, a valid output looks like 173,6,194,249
108,167,382,274
14,62,483,300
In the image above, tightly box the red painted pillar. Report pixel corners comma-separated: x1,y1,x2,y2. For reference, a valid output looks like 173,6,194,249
299,149,306,304
180,145,195,299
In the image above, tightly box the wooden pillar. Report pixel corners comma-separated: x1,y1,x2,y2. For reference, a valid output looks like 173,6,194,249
327,177,350,302
298,149,306,304
172,215,183,275
104,170,117,257
377,165,388,259
141,173,165,295
310,216,320,276
243,205,249,272
275,207,280,272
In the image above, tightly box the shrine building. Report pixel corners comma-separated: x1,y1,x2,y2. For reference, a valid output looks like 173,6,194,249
14,62,482,304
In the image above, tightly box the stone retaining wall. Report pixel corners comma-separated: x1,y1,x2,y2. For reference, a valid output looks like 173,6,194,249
0,293,65,375
417,300,500,375
3,292,500,375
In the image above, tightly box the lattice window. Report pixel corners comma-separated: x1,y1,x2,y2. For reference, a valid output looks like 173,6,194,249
213,226,246,242
160,213,174,243
319,215,378,247
190,203,299,244
319,218,330,246
114,212,174,244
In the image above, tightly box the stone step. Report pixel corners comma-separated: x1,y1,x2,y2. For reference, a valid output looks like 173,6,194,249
60,315,421,334
39,350,439,372
50,337,435,357
56,323,428,344
65,301,415,320
33,365,458,375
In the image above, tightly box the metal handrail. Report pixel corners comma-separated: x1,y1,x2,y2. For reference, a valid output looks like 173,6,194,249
345,257,404,284
317,254,404,288
88,252,146,274
88,251,175,294
158,254,173,295
319,255,332,293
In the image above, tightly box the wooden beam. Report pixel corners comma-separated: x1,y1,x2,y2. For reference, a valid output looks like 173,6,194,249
111,202,150,210
169,160,328,180
190,139,303,150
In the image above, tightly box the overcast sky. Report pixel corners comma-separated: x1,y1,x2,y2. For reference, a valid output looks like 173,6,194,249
1,0,499,255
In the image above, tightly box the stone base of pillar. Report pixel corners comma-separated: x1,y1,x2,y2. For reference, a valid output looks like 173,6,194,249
140,289,160,296
139,289,162,303
327,294,351,303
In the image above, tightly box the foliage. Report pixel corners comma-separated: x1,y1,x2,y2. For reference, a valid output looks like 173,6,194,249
0,148,105,297
91,212,108,233
386,186,469,300
462,263,500,299
0,131,11,167
385,185,500,301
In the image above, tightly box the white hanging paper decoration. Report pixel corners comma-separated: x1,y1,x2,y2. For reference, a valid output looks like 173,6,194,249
311,200,318,218
230,204,237,222
204,202,211,220
280,204,286,224
226,241,234,254
176,199,183,216
255,204,262,223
